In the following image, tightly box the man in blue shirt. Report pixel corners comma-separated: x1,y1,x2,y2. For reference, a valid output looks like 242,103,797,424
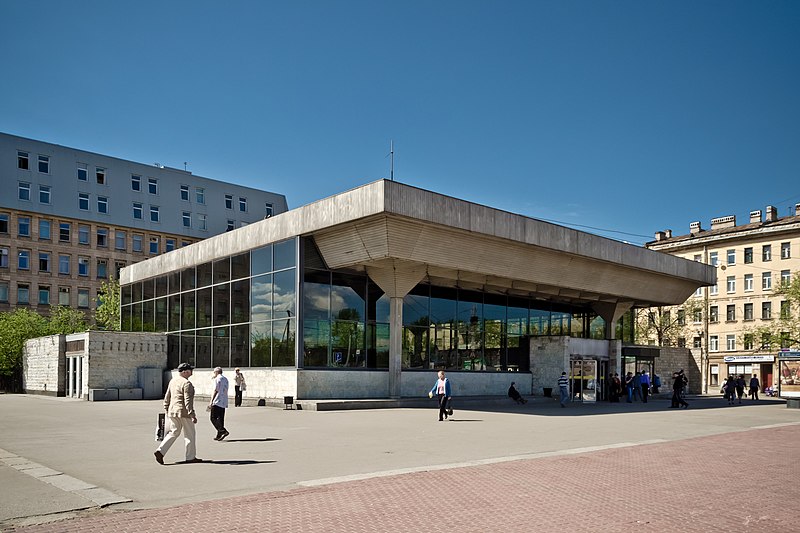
640,371,651,403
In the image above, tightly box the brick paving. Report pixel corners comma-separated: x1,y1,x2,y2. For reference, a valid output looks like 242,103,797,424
8,424,799,533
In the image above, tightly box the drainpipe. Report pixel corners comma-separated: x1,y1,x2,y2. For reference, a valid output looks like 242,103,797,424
702,245,709,395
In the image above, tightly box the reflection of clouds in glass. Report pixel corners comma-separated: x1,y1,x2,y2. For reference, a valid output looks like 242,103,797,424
273,290,295,312
304,285,328,313
331,287,363,314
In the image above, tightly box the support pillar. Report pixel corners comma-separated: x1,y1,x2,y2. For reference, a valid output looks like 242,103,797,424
388,297,403,398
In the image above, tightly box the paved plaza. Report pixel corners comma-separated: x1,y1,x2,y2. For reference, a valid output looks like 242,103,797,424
1,393,798,532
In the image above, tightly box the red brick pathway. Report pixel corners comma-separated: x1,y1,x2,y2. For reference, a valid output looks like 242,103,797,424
9,425,799,532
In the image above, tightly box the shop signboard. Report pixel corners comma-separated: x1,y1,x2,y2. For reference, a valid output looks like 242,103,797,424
723,355,775,363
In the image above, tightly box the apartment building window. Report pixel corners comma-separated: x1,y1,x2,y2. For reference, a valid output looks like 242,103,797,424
114,261,125,279
693,309,703,323
166,239,175,252
38,155,50,174
0,248,7,268
59,223,70,242
726,249,735,265
97,259,108,279
38,252,50,273
726,305,736,321
150,237,159,255
115,231,126,250
763,245,772,261
38,286,50,305
181,241,191,247
781,332,791,349
78,164,88,181
225,195,233,209
0,282,8,303
95,167,106,185
239,197,247,212
762,301,772,319
709,306,718,323
131,175,141,191
39,185,51,204
196,188,205,204
180,185,189,201
19,217,31,237
226,220,235,232
763,272,772,290
18,250,30,270
744,247,753,264
79,193,90,211
710,335,719,352
17,284,30,305
58,287,70,306
148,178,158,195
265,203,273,217
709,251,718,266
781,270,791,287
726,275,735,293
182,212,191,227
693,337,702,349
133,202,143,220
781,242,791,259
693,254,701,262
197,214,207,231
726,334,736,351
744,274,754,292
744,334,754,350
59,255,70,275
0,214,7,233
133,234,143,252
97,228,108,247
78,257,90,277
694,287,703,297
39,220,51,240
78,289,89,309
18,151,29,170
78,225,89,244
19,182,31,201
781,301,791,319
97,196,108,214
744,303,753,321
150,206,160,223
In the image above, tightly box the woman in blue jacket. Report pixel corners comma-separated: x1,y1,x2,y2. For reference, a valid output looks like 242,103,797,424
429,370,452,421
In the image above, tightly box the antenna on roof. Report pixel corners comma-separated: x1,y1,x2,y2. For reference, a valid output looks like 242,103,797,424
386,140,394,181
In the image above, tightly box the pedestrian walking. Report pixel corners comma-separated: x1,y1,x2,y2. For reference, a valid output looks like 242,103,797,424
652,373,661,394
210,367,230,441
641,371,651,403
671,369,689,409
624,372,634,403
632,371,643,401
723,376,735,405
558,371,570,407
429,370,452,421
234,367,246,407
154,362,202,465
749,374,760,400
611,373,622,402
735,375,746,404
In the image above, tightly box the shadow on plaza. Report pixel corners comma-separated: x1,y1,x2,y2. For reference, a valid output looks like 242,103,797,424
222,438,281,443
173,459,276,466
445,395,787,417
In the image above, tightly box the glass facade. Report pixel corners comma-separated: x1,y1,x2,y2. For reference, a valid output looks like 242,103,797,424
122,236,631,371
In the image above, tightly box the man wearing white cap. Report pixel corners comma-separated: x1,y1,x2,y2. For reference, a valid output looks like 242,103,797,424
154,362,201,464
210,367,230,440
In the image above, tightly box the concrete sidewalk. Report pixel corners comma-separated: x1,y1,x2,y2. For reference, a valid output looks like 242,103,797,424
1,394,798,531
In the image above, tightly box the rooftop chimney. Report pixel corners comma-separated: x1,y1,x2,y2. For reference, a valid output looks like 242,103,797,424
654,231,666,241
710,215,736,230
665,229,672,238
795,203,800,217
765,205,778,222
689,221,702,234
749,210,762,223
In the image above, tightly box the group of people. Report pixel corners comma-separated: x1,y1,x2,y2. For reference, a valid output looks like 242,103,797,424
606,371,661,403
722,374,760,405
154,364,247,465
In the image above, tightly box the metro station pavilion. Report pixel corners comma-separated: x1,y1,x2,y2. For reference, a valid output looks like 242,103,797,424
120,180,715,400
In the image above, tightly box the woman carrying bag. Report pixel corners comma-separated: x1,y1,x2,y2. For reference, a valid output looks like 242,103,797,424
428,370,452,421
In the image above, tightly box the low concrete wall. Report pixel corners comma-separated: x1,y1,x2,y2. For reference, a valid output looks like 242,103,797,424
23,334,65,396
84,332,167,393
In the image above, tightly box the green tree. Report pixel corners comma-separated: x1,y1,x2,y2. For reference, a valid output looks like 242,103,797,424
94,278,121,331
0,309,49,391
636,300,703,346
744,271,800,351
47,305,90,335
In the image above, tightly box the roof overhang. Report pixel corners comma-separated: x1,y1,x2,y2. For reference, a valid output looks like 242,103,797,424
122,180,715,308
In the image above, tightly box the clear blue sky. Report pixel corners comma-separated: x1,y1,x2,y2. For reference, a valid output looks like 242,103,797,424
2,1,798,246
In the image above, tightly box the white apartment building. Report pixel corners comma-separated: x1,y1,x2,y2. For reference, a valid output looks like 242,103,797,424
1,132,288,318
646,205,800,397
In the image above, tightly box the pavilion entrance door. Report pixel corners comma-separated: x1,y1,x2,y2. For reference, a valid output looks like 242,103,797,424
569,359,597,403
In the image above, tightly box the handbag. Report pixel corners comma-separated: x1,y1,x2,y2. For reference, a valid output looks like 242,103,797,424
446,399,453,416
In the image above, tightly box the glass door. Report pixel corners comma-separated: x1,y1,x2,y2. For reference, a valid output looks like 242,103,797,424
569,359,598,402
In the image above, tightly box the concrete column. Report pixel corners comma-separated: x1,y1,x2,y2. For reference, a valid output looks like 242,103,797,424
592,302,633,340
389,297,403,398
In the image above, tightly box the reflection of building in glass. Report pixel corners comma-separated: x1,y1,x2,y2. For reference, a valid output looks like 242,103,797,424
121,180,713,399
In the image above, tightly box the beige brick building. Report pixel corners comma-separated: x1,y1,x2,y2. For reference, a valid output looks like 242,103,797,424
646,204,800,396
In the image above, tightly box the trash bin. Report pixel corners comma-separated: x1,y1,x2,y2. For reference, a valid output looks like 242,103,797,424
543,387,553,398
284,395,294,409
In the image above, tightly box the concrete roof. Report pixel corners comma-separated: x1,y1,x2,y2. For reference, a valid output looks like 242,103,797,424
122,180,715,308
